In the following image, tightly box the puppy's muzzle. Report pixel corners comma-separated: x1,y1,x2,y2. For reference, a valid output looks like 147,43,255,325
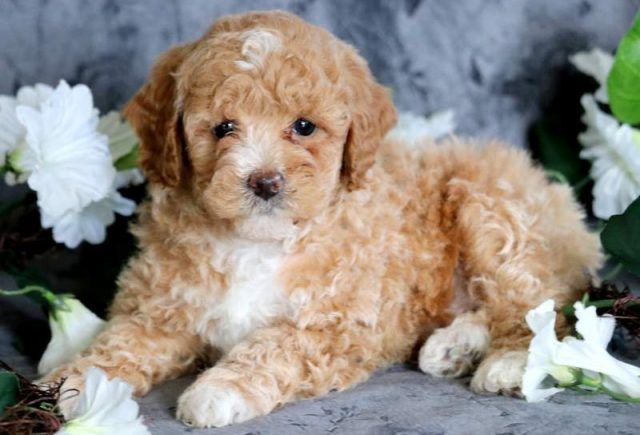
247,170,285,201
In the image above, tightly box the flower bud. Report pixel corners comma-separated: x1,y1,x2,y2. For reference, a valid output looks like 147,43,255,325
549,366,581,387
38,295,105,376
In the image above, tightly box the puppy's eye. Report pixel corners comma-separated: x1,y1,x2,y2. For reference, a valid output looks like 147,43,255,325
292,118,316,136
213,121,235,139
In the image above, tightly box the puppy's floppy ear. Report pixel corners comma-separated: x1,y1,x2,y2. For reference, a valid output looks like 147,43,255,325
341,50,397,190
124,44,193,187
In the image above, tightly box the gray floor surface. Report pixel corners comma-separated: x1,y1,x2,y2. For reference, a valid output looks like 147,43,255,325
1,297,639,435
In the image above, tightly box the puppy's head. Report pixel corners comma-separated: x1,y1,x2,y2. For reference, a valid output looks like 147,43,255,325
125,11,396,239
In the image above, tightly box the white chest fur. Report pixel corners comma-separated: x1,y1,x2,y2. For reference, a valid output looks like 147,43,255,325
199,237,291,352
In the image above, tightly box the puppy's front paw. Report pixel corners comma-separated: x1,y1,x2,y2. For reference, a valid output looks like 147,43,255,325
419,313,490,378
470,350,527,396
177,380,258,428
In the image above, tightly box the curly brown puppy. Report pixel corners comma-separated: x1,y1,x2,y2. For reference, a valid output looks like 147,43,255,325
44,10,602,427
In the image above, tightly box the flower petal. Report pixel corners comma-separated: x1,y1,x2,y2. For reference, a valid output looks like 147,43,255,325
16,80,115,219
573,302,615,349
115,168,145,189
60,368,150,435
0,96,23,159
556,337,640,398
578,94,640,219
522,366,564,402
42,189,136,249
525,299,556,334
98,111,139,162
569,48,614,103
16,83,54,108
522,300,567,402
37,297,105,376
0,83,54,165
386,110,456,148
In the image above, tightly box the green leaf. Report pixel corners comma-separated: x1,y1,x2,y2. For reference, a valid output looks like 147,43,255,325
530,121,591,194
608,12,640,124
601,196,640,276
114,145,140,171
0,372,19,415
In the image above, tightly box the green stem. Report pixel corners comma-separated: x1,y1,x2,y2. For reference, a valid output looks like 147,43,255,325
599,385,640,403
589,299,640,309
0,286,49,297
603,263,624,281
572,175,592,193
0,286,65,313
580,375,602,389
546,170,570,185
573,381,640,402
563,298,640,316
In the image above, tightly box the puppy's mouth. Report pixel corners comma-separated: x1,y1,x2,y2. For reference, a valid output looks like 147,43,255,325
233,213,298,241
233,199,299,241
245,190,286,215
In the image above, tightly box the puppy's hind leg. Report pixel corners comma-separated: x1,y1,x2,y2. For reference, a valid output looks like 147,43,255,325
450,161,602,395
419,310,490,378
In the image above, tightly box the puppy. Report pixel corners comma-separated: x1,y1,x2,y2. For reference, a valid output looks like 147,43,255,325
44,11,602,427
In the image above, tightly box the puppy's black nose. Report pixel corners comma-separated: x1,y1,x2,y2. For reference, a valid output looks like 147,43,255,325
247,170,285,200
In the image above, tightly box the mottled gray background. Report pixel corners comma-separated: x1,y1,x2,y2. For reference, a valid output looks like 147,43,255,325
2,1,640,434
0,0,639,147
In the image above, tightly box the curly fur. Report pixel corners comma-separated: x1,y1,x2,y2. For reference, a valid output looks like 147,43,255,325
43,11,602,428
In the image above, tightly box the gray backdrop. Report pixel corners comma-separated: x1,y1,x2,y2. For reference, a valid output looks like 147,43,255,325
0,0,639,147
2,3,640,433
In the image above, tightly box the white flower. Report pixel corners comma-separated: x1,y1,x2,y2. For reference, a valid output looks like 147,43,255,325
522,300,576,402
555,302,640,398
98,111,144,189
56,367,150,435
569,48,614,103
42,189,136,249
578,94,640,219
38,295,105,376
12,84,55,108
115,169,145,188
386,110,456,148
0,83,53,171
7,81,137,248
98,111,138,162
12,80,116,219
1,82,140,248
523,299,640,403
